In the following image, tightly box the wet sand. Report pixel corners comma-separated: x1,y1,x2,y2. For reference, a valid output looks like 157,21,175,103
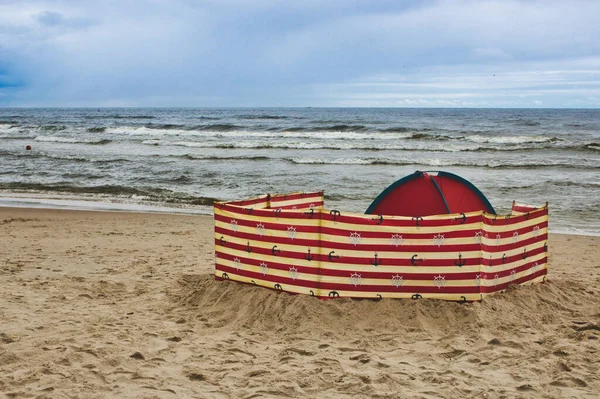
1,207,599,398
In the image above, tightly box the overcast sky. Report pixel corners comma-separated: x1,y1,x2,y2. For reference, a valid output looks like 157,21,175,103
1,0,599,107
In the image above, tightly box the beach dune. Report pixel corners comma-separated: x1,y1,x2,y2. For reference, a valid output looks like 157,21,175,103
1,207,599,398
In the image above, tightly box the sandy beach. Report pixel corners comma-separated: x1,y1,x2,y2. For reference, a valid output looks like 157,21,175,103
1,207,599,399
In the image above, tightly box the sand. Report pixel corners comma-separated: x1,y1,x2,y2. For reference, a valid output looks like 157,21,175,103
1,207,599,399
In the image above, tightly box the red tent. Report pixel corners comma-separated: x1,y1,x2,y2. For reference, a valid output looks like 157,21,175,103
365,171,495,217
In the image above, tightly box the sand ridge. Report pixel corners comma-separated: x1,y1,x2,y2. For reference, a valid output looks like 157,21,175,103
0,207,599,398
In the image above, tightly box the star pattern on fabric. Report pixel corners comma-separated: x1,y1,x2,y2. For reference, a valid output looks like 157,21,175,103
433,234,445,247
475,274,481,287
533,226,540,237
391,274,404,288
233,257,241,270
349,232,362,246
473,231,483,244
289,266,299,280
390,234,403,247
230,219,239,232
287,226,298,240
434,275,446,289
350,273,362,286
256,223,266,237
259,262,269,275
512,231,520,243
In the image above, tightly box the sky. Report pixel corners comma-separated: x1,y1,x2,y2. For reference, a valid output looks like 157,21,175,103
0,0,599,108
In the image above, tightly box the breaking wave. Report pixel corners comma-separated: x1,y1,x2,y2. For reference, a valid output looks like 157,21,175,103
34,136,112,145
287,157,599,170
0,182,220,205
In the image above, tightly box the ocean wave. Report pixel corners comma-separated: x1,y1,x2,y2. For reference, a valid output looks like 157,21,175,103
194,123,241,131
84,115,156,119
144,123,187,130
0,134,38,140
178,154,270,161
40,125,66,131
34,136,112,145
309,124,367,132
87,127,107,133
239,114,290,120
506,118,541,126
287,156,598,170
196,116,221,120
0,149,130,163
583,143,600,151
103,126,564,147
464,135,558,144
289,158,375,165
0,182,219,205
140,138,558,152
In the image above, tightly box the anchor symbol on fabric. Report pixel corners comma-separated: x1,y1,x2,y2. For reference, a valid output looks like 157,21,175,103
245,241,252,253
221,272,229,279
411,254,423,266
274,283,283,291
271,245,281,256
411,293,423,300
330,210,341,221
304,208,315,218
455,213,467,224
328,251,340,262
328,291,340,298
372,215,384,225
304,248,315,261
522,248,527,259
376,294,383,300
412,216,424,227
525,212,530,220
459,296,467,304
370,252,381,266
502,254,507,264
245,207,253,214
309,290,315,297
544,242,547,252
251,280,257,285
219,236,226,246
455,253,466,267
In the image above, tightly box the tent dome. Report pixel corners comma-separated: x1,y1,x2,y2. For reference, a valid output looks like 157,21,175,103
365,171,495,217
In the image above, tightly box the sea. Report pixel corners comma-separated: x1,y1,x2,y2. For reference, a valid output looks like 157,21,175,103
1,108,599,235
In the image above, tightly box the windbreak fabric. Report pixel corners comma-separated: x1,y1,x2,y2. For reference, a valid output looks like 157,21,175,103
214,192,548,301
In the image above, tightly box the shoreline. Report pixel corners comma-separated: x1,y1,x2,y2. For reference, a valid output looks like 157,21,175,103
1,194,599,237
0,192,213,216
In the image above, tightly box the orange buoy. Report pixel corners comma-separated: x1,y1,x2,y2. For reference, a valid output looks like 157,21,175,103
25,145,32,150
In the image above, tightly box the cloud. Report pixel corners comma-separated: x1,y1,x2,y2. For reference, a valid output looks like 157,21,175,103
1,0,599,107
473,48,512,60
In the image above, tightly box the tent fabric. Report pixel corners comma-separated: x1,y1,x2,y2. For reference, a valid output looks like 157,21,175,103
365,171,496,217
214,191,548,302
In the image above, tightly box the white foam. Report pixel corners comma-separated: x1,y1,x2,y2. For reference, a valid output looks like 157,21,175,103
465,135,555,144
34,136,108,145
290,157,374,165
0,193,212,215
